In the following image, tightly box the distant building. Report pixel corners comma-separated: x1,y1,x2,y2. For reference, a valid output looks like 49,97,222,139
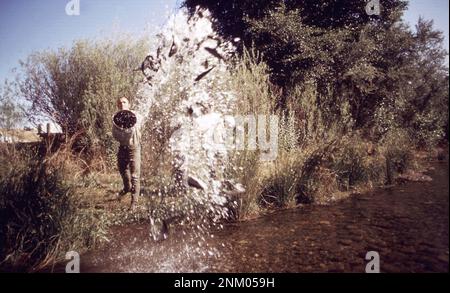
1,123,65,156
0,128,41,143
0,123,64,145
37,123,66,148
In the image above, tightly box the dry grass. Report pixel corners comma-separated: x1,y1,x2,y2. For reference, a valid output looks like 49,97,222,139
0,142,113,272
225,50,421,220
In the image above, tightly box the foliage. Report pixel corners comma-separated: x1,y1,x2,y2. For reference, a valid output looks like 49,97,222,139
16,37,148,156
0,147,109,271
0,81,24,131
184,0,448,146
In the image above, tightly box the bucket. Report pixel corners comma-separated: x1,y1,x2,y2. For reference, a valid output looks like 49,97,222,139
113,110,137,129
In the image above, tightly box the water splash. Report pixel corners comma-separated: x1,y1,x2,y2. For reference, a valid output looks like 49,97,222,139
133,7,242,254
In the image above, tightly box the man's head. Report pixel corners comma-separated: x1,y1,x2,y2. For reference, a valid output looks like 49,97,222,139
117,97,130,111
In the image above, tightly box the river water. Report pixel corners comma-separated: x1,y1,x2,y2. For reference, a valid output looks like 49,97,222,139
65,161,448,273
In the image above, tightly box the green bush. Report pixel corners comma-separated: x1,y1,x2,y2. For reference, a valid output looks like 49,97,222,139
380,129,415,184
258,153,303,208
328,136,384,190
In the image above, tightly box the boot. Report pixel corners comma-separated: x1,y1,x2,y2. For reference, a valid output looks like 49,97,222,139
114,189,129,201
129,195,138,211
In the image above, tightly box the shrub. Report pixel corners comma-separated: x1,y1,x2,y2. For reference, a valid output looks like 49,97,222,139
17,37,148,159
328,135,385,190
380,128,415,184
0,150,109,271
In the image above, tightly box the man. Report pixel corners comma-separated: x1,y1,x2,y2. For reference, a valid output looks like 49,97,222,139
112,97,142,210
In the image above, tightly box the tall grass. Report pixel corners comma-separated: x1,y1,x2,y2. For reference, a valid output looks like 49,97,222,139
227,49,418,219
0,144,109,272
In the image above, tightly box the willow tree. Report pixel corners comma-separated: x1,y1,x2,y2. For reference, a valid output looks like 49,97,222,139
16,37,148,154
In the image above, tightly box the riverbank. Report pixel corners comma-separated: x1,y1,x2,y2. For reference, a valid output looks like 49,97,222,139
60,159,448,272
39,147,448,273
67,145,445,232
1,143,446,272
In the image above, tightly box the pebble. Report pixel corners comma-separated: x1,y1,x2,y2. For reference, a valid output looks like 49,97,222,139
339,239,353,246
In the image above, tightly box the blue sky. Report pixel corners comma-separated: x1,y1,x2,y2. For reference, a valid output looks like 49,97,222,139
0,0,448,84
0,0,181,83
403,0,449,54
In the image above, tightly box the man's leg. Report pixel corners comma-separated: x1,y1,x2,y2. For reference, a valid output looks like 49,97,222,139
129,146,141,207
118,147,132,194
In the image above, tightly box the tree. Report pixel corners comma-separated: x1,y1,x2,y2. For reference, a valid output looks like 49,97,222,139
183,0,408,93
16,37,148,153
184,0,408,37
183,0,449,146
0,81,24,131
406,18,449,145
